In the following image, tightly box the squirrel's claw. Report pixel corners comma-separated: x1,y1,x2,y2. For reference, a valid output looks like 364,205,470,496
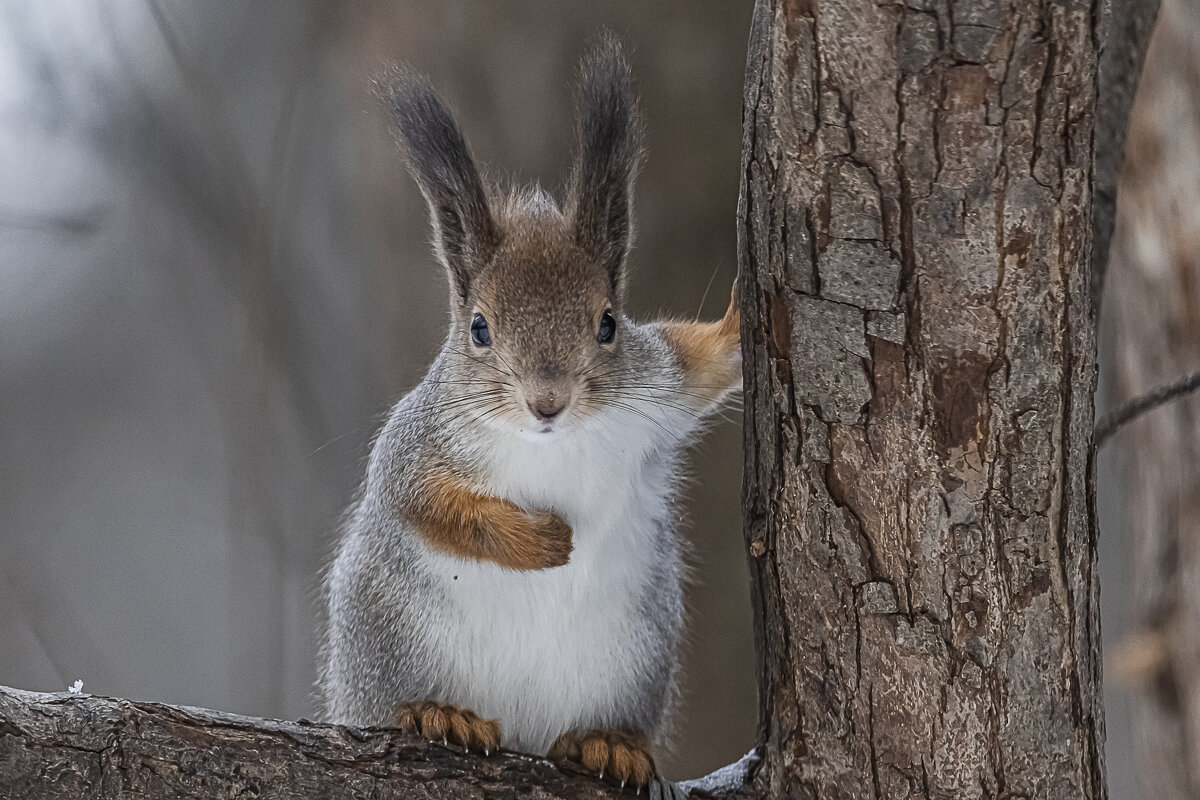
394,701,502,755
549,728,655,789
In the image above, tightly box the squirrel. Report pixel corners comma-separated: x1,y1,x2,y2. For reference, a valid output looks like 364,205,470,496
318,36,741,789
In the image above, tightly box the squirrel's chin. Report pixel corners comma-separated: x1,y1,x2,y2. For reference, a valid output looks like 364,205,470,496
511,419,568,440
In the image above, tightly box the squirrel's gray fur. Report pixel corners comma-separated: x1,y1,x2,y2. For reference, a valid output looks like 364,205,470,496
317,35,739,761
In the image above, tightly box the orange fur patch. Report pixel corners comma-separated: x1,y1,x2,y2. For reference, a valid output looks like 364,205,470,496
660,285,741,406
405,470,573,570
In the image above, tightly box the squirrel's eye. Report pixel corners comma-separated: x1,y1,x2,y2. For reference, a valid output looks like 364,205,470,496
471,313,491,347
597,309,616,344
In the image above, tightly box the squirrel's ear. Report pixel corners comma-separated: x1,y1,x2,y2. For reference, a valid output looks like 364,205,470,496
568,35,643,299
382,71,498,303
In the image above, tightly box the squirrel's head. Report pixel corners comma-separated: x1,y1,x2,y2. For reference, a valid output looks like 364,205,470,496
384,36,644,435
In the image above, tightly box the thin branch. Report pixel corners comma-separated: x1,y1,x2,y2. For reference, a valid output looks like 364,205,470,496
1095,366,1200,445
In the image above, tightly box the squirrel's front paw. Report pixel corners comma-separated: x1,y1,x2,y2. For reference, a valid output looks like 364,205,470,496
524,510,573,568
395,701,501,755
549,728,655,789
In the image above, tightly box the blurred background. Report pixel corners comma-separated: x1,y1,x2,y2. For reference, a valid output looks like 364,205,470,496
0,0,1197,793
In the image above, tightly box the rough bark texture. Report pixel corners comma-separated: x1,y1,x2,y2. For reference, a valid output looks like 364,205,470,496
739,0,1120,796
0,686,766,798
1104,0,1200,796
0,686,712,799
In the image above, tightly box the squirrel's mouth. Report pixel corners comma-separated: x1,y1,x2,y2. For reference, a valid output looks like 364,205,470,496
521,412,570,437
521,393,573,435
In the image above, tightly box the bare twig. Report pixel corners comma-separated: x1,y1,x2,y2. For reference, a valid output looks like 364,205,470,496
1095,366,1200,445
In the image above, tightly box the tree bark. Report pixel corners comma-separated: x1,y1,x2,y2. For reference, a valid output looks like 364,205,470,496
738,0,1145,797
0,686,764,798
1104,0,1200,796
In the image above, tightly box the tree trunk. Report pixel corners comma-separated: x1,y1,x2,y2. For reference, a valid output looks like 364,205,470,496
1104,0,1200,796
738,0,1143,796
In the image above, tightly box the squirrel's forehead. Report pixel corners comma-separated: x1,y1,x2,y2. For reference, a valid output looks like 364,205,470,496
482,279,604,331
477,240,609,315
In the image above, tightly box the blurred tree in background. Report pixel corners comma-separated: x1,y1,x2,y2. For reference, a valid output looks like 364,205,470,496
1103,0,1200,795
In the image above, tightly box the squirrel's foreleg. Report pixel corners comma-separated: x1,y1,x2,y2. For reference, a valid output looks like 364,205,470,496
659,284,742,407
402,469,573,570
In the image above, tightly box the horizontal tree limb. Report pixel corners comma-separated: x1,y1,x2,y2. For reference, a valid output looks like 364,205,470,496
0,685,755,799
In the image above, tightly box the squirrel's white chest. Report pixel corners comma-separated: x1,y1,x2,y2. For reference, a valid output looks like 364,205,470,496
419,425,677,753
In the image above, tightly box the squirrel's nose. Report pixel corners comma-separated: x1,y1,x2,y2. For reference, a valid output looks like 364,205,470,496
530,399,565,421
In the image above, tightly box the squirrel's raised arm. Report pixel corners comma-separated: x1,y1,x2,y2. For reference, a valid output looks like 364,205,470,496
659,284,742,409
568,35,644,301
381,72,498,303
399,468,573,572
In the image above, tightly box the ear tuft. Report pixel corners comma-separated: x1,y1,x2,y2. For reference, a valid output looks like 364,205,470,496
378,69,497,302
569,34,643,298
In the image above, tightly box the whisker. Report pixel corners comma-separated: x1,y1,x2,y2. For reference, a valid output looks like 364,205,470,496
441,342,516,380
387,390,511,421
590,398,682,439
693,262,725,323
307,421,382,457
590,381,742,407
